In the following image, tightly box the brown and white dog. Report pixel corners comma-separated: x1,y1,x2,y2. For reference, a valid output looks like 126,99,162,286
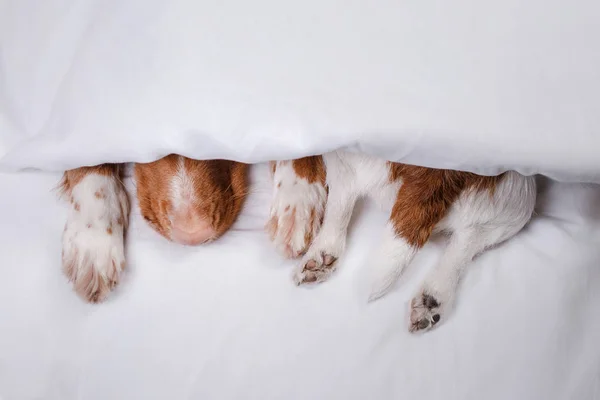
268,151,536,332
60,150,535,332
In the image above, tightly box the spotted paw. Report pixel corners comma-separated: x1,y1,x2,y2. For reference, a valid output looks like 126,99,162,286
62,214,126,303
293,251,338,285
267,163,327,259
61,172,129,303
408,292,443,333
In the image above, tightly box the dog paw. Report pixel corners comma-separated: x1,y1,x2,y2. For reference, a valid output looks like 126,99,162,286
62,216,126,303
408,291,446,333
62,174,128,303
293,249,339,285
267,172,326,259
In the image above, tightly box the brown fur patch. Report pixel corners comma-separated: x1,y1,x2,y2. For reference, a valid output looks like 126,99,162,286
303,208,317,248
59,164,121,197
292,156,326,186
388,163,506,248
134,155,250,242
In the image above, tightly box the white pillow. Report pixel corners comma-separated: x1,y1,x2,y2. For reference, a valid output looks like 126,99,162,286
1,0,599,183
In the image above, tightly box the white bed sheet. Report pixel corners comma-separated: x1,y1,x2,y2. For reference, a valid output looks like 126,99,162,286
2,0,600,183
0,165,599,400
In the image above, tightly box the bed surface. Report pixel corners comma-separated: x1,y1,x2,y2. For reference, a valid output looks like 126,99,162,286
1,164,599,400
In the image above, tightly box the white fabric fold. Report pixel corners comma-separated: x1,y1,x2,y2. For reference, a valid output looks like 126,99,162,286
1,0,599,182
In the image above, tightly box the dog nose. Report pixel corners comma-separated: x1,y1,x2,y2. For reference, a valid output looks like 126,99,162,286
170,208,216,245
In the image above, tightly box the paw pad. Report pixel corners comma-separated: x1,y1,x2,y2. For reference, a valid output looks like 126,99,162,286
409,292,442,333
293,252,339,286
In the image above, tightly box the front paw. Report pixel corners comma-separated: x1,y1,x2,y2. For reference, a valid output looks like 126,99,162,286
62,217,126,303
267,182,326,259
293,247,340,285
408,290,447,333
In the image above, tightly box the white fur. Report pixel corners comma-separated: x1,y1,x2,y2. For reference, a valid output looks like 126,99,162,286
366,222,418,301
169,155,194,210
61,174,128,299
293,150,536,332
269,161,327,258
293,152,399,283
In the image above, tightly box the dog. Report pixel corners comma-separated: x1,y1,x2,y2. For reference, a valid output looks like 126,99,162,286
60,151,535,333
267,151,536,332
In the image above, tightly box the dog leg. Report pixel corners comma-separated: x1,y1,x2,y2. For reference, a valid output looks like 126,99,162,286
60,164,129,303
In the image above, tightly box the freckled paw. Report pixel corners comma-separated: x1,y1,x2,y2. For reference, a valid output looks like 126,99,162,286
62,220,126,304
267,203,323,259
292,252,338,285
73,261,123,303
267,176,326,259
408,292,443,333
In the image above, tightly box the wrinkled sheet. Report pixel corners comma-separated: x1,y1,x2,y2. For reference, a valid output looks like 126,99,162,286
1,0,600,182
0,165,599,400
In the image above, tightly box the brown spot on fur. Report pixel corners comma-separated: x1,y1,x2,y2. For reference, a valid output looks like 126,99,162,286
270,161,277,176
303,208,317,248
292,156,326,186
106,227,113,235
74,202,80,211
94,189,105,199
388,162,506,248
277,182,282,188
86,223,92,229
284,205,290,212
117,216,124,226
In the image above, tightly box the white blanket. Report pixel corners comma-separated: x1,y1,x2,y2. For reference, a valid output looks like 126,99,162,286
0,167,599,400
1,0,600,182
